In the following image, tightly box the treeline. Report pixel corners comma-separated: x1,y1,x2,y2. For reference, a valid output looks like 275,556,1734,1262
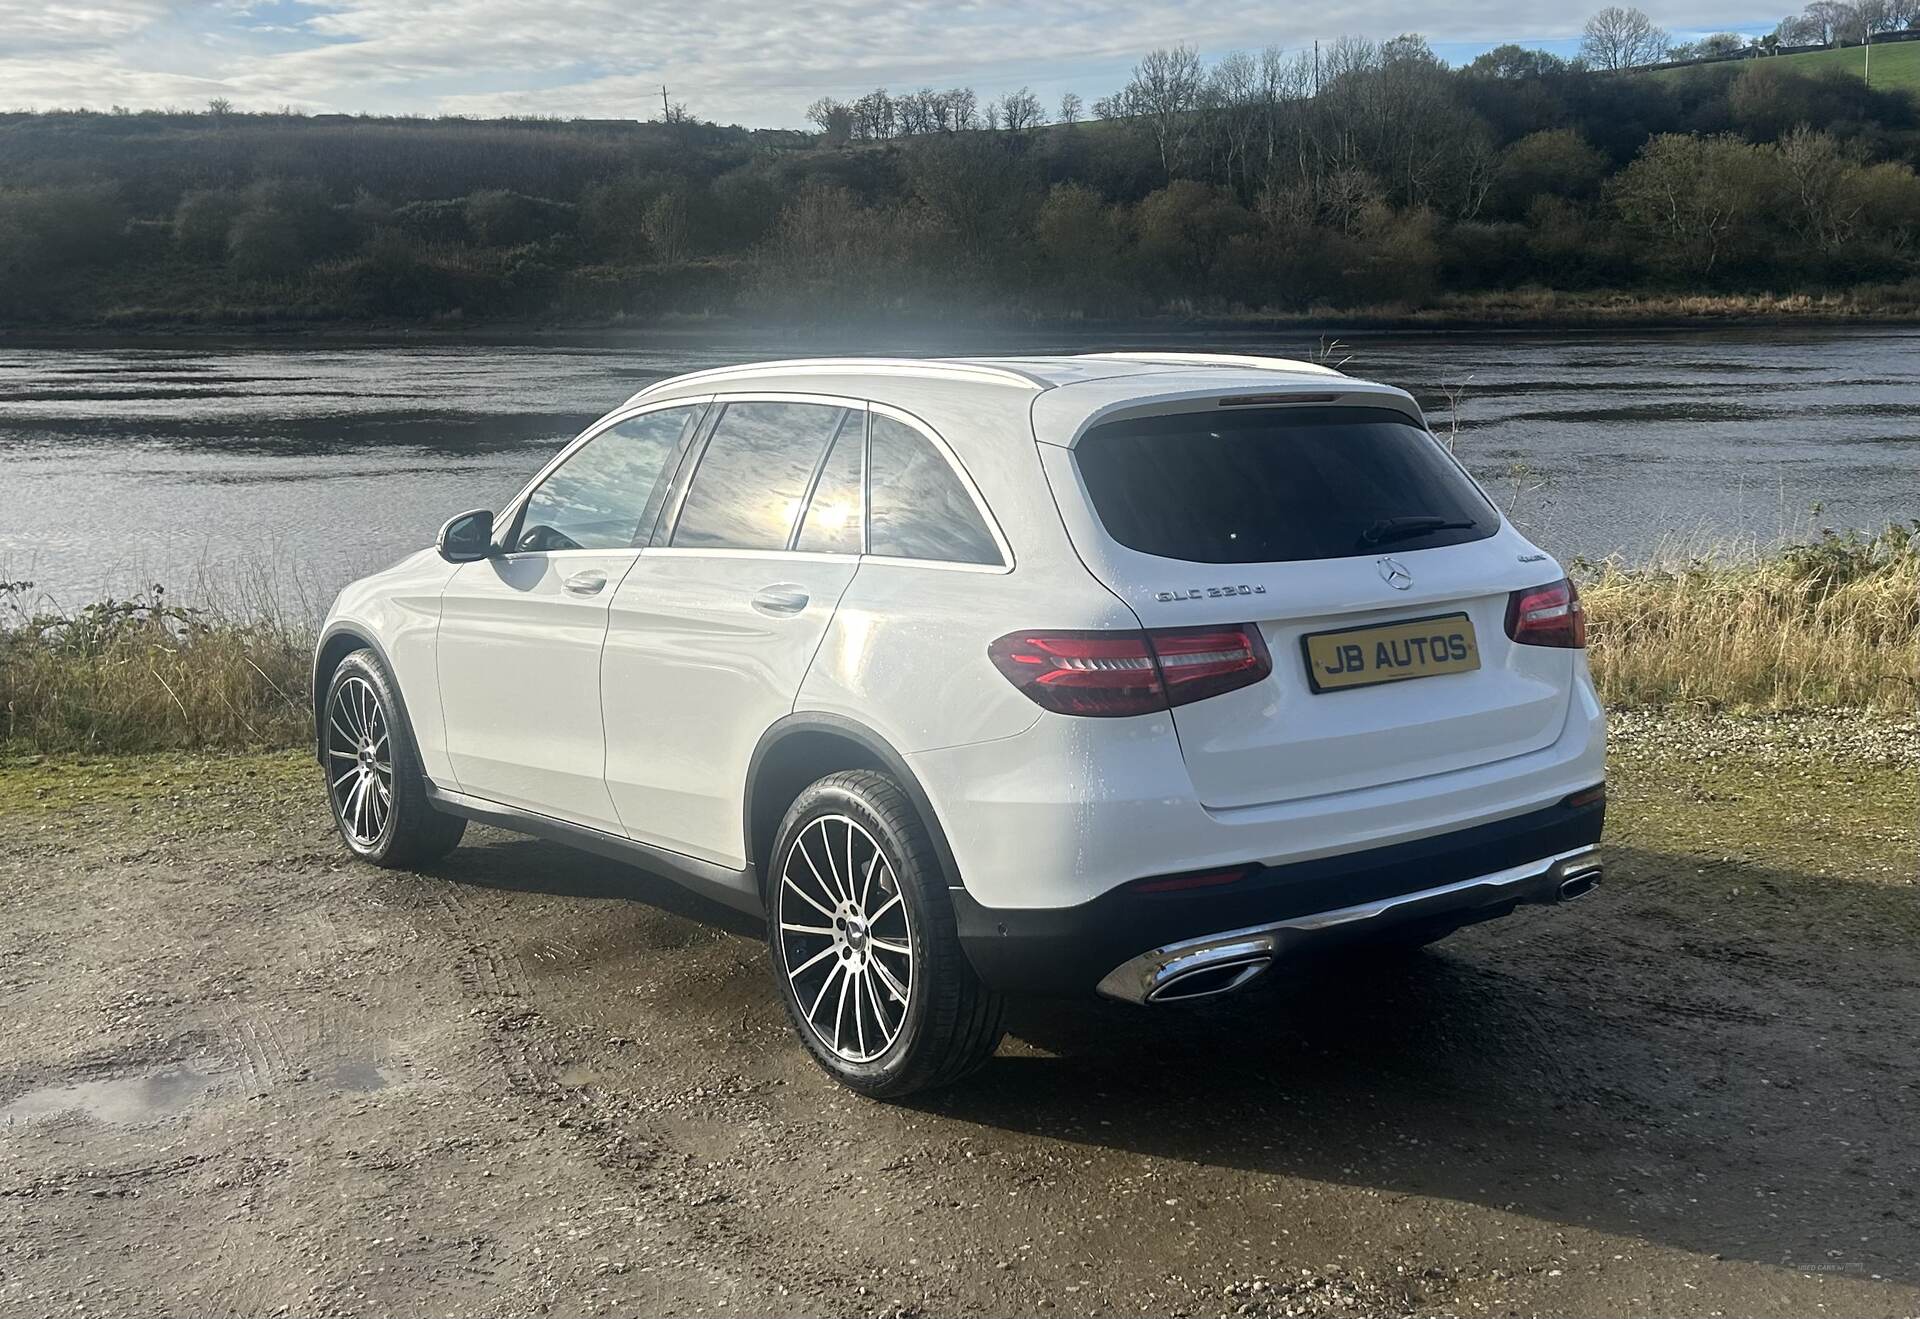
2,36,1918,327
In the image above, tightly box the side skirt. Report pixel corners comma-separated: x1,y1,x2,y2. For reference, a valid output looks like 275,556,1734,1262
423,781,764,918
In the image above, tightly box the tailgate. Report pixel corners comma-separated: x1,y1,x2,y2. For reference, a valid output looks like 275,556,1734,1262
1037,400,1574,810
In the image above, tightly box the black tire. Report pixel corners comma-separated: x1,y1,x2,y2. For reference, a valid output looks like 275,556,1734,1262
320,648,466,868
766,770,1004,1098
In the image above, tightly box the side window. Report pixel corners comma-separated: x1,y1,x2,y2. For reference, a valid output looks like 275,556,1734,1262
795,419,864,554
516,407,695,552
672,402,847,551
868,415,1001,566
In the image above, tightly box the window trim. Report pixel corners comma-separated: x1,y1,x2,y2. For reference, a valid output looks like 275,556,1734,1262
864,401,1013,573
786,408,864,554
494,396,713,558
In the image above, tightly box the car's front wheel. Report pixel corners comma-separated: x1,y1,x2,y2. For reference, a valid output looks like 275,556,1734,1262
767,770,1003,1098
322,649,465,868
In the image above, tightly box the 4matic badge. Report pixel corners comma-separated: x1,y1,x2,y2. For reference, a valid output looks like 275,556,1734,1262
1153,583,1267,602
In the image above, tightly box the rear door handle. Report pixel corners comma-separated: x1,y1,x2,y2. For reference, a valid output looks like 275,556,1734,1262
563,570,608,596
750,584,810,617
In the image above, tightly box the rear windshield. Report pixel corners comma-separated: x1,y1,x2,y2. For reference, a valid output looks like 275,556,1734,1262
1074,405,1498,564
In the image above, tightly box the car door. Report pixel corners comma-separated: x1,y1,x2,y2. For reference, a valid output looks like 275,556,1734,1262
602,397,863,868
436,402,704,832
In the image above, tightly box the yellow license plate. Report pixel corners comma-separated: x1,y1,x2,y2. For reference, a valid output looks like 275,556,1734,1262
1302,612,1480,692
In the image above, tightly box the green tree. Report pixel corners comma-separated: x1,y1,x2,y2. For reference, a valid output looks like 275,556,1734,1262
1609,133,1777,276
1135,180,1252,285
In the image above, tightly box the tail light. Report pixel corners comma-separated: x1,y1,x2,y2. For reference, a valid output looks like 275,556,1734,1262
1505,577,1585,648
988,624,1272,717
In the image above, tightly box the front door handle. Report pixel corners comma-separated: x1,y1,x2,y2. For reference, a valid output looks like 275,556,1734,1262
750,584,810,617
563,570,608,596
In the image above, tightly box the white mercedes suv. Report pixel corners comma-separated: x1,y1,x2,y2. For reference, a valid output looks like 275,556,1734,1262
314,353,1605,1096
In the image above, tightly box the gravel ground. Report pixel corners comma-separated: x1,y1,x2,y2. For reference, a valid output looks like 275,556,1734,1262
0,715,1915,1318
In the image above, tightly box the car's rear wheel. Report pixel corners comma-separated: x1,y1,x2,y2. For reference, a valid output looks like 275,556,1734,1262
768,770,1003,1098
322,649,465,868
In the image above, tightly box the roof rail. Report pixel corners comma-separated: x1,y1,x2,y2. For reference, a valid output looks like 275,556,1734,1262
1075,351,1345,378
628,357,1051,404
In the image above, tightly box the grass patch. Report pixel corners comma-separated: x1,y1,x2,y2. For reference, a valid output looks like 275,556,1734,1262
1753,40,1920,95
1579,524,1919,714
2,528,1914,757
0,583,310,755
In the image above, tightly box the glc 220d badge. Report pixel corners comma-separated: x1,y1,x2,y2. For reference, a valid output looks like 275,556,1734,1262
1154,584,1268,602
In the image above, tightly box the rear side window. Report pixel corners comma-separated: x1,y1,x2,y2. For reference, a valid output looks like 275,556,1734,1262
673,402,848,551
868,415,1001,566
1074,406,1496,564
515,406,697,552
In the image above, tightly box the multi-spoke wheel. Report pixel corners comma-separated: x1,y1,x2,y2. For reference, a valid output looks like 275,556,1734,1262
777,814,915,1064
321,648,465,868
326,674,393,849
767,770,1003,1097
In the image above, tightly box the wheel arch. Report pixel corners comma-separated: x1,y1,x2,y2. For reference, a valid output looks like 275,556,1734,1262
743,714,961,901
312,623,416,766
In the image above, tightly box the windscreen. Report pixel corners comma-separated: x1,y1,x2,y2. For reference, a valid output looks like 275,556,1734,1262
1074,405,1498,565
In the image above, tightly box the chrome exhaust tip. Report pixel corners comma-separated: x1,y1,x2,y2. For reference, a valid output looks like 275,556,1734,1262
1556,869,1601,901
1144,955,1272,1003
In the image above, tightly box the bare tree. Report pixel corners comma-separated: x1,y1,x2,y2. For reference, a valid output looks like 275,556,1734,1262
935,87,978,132
1580,6,1672,69
206,97,234,117
851,88,895,140
896,88,938,136
1000,86,1045,132
1059,91,1082,126
806,97,855,144
1123,44,1205,179
1091,93,1122,119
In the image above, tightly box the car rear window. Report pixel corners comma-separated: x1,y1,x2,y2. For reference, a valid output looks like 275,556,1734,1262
1073,405,1497,564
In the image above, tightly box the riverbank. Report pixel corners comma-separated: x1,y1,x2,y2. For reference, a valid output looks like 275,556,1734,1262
6,287,1920,340
3,529,1913,756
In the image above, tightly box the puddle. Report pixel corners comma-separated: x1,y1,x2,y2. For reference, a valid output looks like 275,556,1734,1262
328,1060,393,1093
1,1061,220,1126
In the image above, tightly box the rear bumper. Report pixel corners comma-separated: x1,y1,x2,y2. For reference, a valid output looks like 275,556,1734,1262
951,794,1604,998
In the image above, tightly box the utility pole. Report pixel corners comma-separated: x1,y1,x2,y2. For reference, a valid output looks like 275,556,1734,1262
1313,40,1321,96
661,85,670,119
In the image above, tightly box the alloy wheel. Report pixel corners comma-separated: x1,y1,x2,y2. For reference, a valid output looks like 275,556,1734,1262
326,675,392,847
777,814,914,1064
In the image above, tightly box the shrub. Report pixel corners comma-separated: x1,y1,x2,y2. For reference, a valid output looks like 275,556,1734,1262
173,188,245,260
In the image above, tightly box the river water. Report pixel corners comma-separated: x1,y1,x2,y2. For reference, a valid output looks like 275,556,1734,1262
2,325,1915,613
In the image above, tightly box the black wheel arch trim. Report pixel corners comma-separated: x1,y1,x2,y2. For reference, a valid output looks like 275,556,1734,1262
743,713,963,899
312,622,419,767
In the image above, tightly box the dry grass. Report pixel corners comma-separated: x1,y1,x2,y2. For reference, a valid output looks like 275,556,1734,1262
1582,524,1920,714
2,529,1913,755
0,583,310,754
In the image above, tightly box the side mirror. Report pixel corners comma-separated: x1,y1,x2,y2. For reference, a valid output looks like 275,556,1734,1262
437,509,495,563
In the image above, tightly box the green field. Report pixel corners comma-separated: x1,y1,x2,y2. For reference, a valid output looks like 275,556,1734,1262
1673,39,1920,92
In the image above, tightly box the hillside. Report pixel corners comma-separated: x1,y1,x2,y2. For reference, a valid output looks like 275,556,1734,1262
1658,39,1920,93
3,41,1919,330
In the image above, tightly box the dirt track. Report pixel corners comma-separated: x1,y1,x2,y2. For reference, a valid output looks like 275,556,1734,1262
1,715,1916,1318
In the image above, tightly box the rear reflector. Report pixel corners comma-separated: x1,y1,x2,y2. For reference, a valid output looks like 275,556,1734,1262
1505,577,1586,649
1562,783,1606,810
1131,866,1253,894
988,624,1272,717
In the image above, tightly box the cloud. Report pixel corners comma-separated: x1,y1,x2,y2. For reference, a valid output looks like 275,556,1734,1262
0,0,1780,123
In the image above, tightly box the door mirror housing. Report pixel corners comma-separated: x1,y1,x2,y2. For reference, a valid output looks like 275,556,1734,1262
437,509,495,563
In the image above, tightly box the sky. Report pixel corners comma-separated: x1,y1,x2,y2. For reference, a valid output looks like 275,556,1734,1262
2,1,1780,128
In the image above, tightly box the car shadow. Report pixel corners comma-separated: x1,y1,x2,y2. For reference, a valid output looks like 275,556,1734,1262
416,832,1918,1286
424,830,765,939
906,844,1920,1288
